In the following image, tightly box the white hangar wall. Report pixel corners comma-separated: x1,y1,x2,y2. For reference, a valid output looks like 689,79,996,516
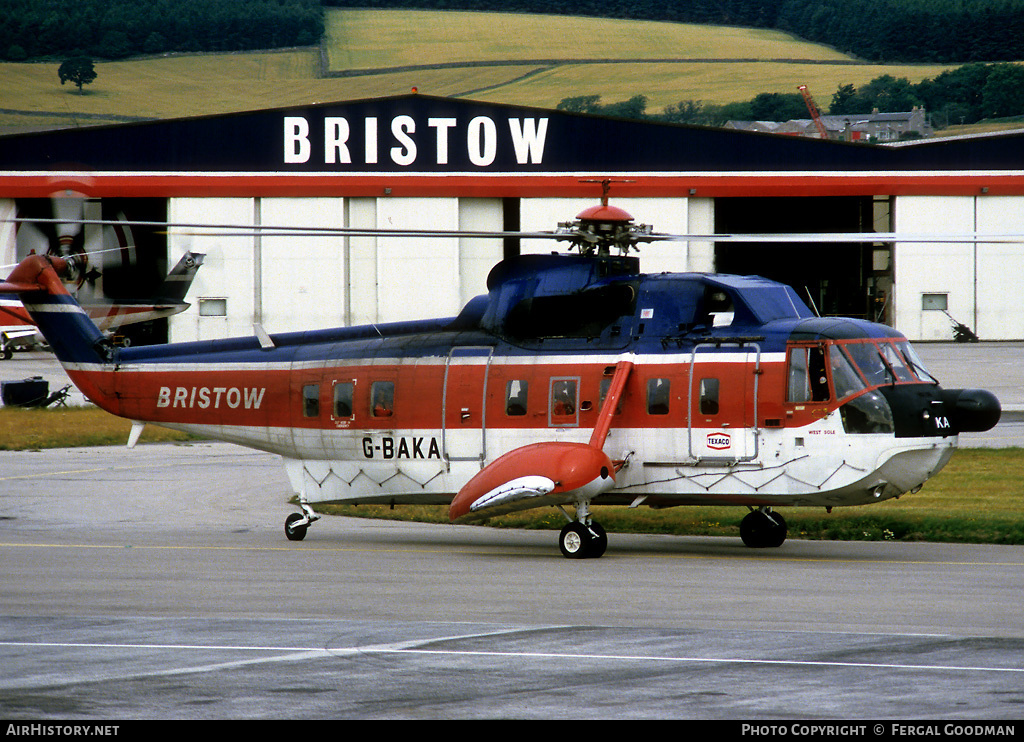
6,190,1024,344
171,191,1024,345
894,195,1024,341
167,195,708,344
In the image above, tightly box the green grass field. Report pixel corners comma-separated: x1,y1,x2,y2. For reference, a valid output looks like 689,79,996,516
0,406,194,449
0,8,968,133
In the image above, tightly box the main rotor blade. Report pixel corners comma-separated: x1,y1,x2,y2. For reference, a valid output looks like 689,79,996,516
2,217,556,240
7,217,1024,244
645,232,1024,244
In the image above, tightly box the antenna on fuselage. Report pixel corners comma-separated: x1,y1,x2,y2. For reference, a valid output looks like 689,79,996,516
804,286,822,317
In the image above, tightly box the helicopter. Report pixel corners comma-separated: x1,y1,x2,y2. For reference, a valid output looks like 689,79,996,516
0,187,1001,558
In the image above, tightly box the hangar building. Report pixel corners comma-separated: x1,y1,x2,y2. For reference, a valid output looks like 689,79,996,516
2,93,1024,344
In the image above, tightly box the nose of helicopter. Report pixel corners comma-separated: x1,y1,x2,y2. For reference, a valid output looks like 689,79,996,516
942,388,1001,433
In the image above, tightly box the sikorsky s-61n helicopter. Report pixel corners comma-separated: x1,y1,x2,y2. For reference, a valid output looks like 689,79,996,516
0,188,1001,557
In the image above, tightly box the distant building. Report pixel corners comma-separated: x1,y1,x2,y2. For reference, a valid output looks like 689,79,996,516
727,108,933,141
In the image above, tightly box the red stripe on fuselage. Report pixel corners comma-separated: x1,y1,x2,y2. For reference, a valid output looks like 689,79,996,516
88,355,828,433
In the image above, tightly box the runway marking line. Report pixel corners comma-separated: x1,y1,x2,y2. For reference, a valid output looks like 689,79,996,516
0,455,277,482
0,466,116,481
2,540,1024,566
1,638,1023,676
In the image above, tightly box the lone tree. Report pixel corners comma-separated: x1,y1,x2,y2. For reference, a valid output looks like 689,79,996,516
58,56,97,94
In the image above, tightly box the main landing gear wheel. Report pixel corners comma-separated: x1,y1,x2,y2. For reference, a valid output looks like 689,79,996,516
284,512,308,541
740,508,787,548
559,521,608,559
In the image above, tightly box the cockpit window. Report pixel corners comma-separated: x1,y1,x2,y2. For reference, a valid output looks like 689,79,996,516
879,342,915,382
897,341,938,384
830,339,938,389
843,342,892,386
788,339,928,404
787,346,830,402
829,346,867,399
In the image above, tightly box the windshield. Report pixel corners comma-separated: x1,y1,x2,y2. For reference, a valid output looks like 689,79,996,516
896,341,938,384
842,339,937,387
843,342,891,386
787,338,937,404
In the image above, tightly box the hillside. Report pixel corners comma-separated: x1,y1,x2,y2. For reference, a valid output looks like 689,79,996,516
325,0,1024,64
0,9,982,135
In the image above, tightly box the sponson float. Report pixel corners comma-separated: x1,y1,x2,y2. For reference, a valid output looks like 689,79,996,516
1,198,1000,558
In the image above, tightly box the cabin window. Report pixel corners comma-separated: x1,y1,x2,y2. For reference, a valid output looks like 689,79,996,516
647,378,671,415
302,384,319,418
371,381,394,417
505,380,528,416
549,378,578,424
333,381,354,418
699,378,719,415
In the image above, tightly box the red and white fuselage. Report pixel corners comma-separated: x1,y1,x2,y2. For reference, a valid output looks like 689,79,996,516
1,251,1000,552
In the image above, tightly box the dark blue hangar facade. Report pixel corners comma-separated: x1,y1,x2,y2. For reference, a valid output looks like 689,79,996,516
3,93,1024,343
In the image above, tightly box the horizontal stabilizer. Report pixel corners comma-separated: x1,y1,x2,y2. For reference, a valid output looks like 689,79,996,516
1,327,36,341
469,475,555,513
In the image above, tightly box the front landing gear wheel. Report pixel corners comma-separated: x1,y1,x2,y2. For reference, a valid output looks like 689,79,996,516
559,522,589,558
284,512,308,541
558,521,608,559
740,509,787,548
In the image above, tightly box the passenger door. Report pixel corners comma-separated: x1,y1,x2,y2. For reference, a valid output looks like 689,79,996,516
688,342,761,462
442,346,493,467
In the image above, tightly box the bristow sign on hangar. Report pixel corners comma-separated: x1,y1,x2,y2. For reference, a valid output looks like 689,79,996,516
8,92,885,174
4,93,1024,198
283,113,549,168
0,92,996,175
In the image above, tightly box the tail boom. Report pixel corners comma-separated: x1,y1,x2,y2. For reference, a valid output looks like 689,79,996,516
3,254,117,408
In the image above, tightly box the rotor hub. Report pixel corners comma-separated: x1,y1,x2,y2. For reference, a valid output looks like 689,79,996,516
555,204,654,256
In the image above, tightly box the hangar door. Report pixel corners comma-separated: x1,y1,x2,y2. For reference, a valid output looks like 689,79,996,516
714,197,892,324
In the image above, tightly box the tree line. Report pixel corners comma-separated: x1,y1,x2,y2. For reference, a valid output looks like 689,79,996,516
323,0,1024,63
0,0,324,61
557,62,1024,131
6,1,1023,64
